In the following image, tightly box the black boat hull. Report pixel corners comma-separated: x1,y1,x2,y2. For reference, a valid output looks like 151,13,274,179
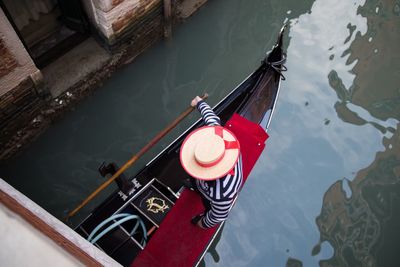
75,25,287,266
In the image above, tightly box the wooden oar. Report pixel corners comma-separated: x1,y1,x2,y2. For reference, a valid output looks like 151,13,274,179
66,93,208,221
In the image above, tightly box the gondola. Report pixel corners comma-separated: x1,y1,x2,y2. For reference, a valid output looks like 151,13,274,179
74,25,287,267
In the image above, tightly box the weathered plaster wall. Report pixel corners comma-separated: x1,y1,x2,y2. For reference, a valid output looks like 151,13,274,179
0,8,43,95
82,0,164,50
0,38,18,77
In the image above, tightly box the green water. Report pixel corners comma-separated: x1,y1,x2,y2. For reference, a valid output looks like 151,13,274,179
1,0,400,266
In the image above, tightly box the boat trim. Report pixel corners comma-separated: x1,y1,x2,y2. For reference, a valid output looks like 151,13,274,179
154,178,180,199
113,178,159,226
265,70,283,132
193,58,285,264
193,191,242,266
130,202,160,229
194,221,225,267
114,222,145,250
143,51,284,266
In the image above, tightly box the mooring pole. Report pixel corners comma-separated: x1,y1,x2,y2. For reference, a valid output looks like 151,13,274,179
163,0,172,38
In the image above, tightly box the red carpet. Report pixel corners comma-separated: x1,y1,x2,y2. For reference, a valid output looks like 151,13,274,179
132,114,268,267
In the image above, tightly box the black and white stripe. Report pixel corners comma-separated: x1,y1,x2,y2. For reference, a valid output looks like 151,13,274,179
195,101,243,228
197,101,221,126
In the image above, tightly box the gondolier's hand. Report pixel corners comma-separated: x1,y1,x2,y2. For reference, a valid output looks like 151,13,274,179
191,96,203,107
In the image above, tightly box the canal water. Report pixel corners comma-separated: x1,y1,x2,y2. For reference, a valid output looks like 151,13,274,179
1,0,400,266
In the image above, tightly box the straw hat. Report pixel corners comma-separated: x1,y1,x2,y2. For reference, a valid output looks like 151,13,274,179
180,126,240,180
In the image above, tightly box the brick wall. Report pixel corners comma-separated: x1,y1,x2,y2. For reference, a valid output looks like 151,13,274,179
0,7,46,157
0,78,45,149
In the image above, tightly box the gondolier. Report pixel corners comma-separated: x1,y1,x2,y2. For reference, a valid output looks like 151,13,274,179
180,96,244,228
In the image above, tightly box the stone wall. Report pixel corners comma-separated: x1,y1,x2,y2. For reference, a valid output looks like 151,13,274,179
82,0,164,52
0,7,47,155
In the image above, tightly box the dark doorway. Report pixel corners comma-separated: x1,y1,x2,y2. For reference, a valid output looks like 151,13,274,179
0,0,89,68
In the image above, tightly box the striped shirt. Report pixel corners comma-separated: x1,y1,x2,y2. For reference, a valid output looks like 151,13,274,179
195,101,243,228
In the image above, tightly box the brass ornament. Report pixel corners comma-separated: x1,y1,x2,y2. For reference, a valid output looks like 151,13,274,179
146,197,169,214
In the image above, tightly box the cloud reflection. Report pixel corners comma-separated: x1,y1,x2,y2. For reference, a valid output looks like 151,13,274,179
219,0,398,266
272,0,383,174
